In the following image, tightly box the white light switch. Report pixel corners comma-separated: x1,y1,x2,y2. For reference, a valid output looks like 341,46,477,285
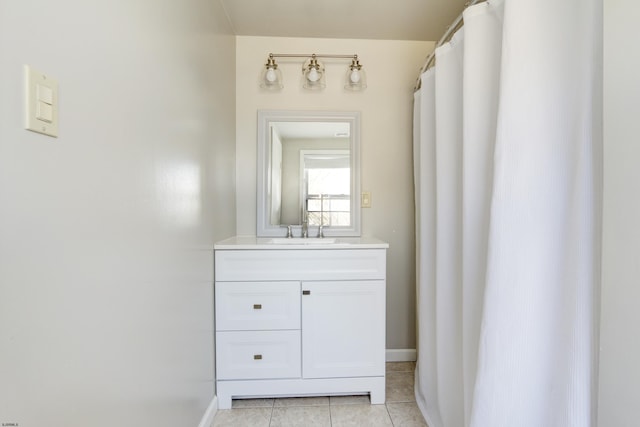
25,65,58,137
37,84,53,104
361,191,371,208
36,101,53,122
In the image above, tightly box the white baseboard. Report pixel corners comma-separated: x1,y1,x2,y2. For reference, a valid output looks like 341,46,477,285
386,349,416,362
197,395,218,427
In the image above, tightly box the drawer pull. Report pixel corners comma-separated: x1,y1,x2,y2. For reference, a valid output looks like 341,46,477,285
253,354,263,360
302,290,311,295
253,304,262,309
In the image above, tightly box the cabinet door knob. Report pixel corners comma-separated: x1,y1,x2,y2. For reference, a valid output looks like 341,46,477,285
253,304,262,309
253,354,263,360
302,290,311,295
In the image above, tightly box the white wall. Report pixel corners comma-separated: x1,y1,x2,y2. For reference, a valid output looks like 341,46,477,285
599,0,640,425
0,1,236,426
236,36,432,350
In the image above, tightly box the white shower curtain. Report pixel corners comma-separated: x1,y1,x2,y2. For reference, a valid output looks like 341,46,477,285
413,0,602,426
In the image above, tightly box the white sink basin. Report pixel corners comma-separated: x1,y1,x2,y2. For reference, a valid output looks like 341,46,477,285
268,238,337,244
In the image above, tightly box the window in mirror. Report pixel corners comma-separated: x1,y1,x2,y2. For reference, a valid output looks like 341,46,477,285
302,150,350,227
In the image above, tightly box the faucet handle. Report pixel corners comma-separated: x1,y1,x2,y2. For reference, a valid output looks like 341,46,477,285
280,224,293,238
317,224,327,238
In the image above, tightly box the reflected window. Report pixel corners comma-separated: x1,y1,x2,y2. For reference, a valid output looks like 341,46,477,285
302,150,350,226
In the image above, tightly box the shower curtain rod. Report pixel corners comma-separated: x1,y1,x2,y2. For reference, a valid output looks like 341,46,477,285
414,0,487,91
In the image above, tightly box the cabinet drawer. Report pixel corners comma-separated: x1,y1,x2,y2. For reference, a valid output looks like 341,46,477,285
216,330,301,380
216,281,300,331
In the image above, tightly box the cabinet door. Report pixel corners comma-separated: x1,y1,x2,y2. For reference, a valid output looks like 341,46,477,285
301,280,385,379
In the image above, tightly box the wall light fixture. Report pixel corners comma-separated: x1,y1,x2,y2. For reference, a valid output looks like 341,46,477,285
260,53,367,92
260,54,283,90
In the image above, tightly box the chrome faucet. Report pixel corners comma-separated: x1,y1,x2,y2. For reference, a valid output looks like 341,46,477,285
318,195,324,238
302,220,308,238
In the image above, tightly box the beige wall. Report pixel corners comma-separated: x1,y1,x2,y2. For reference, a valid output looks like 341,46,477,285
599,0,640,424
236,36,432,350
0,1,236,426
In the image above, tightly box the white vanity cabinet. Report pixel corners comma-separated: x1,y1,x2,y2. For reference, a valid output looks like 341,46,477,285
213,238,388,410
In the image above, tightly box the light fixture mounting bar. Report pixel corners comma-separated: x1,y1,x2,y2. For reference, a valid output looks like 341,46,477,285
268,53,359,60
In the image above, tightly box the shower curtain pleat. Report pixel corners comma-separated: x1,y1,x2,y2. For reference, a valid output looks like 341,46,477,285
413,70,441,427
433,30,465,427
460,3,504,425
412,0,602,426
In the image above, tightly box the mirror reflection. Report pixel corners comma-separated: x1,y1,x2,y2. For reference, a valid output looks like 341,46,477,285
257,110,361,237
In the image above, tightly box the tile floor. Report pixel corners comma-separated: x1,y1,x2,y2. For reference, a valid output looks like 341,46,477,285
212,362,428,427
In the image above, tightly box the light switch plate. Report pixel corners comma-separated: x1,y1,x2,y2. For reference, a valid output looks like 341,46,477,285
25,65,58,137
361,191,371,208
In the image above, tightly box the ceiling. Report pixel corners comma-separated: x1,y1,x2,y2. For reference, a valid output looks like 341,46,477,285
219,0,468,41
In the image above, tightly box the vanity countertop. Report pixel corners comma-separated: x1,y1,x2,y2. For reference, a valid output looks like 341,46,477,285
214,236,389,250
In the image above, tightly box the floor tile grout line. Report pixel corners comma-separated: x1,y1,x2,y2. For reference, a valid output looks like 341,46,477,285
329,398,333,427
384,402,396,427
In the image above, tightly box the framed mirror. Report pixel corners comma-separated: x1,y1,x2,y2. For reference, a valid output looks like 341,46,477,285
257,110,361,237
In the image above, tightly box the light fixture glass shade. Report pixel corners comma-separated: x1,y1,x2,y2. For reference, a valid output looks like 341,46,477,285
260,56,283,90
302,57,326,90
344,58,367,91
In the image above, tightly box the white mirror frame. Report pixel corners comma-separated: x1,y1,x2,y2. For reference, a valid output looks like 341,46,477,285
257,110,361,237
